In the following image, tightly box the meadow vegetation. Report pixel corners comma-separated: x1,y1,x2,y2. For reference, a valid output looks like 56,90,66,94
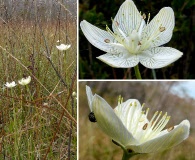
79,82,195,160
0,0,77,159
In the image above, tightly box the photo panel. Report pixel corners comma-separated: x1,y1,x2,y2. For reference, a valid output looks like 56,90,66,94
0,0,77,159
79,81,194,159
79,0,194,79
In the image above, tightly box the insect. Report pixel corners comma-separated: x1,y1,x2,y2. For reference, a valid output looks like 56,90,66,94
88,112,97,122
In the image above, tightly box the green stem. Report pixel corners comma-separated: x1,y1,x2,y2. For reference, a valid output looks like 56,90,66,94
134,65,142,79
122,150,135,160
152,69,157,79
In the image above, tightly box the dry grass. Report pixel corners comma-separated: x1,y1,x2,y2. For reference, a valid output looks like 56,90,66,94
79,82,195,160
0,1,77,159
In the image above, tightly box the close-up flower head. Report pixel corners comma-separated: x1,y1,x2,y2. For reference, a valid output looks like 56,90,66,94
85,85,190,159
5,81,17,88
80,0,182,70
56,44,71,51
18,76,31,86
79,0,194,79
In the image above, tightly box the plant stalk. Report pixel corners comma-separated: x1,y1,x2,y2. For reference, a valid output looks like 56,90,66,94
122,150,135,160
134,65,142,79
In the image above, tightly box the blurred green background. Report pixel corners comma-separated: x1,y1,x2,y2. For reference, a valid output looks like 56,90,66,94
79,0,195,79
79,81,195,160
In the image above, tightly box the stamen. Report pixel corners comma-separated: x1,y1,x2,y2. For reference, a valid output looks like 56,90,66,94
147,13,150,25
167,126,174,132
148,114,170,139
138,19,145,38
152,112,167,132
133,109,145,134
118,95,121,105
117,95,123,114
139,111,145,122
149,111,159,126
151,111,162,130
106,25,115,37
142,13,146,20
106,25,123,45
104,39,110,43
129,101,137,128
145,108,149,117
142,111,159,138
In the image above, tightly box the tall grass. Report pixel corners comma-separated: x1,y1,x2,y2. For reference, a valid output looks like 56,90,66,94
0,0,77,159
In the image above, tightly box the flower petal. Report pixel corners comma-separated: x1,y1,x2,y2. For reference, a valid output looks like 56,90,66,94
80,20,120,53
141,7,175,48
113,0,142,36
97,48,139,68
139,47,183,69
86,85,94,112
92,94,138,146
128,120,190,153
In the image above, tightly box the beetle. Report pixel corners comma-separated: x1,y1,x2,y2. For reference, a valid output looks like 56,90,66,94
88,112,97,122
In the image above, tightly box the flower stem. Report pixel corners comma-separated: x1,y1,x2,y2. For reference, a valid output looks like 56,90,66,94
152,69,157,79
122,150,135,160
134,65,142,79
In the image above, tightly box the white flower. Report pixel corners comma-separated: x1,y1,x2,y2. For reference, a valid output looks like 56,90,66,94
18,76,31,85
5,81,17,88
56,44,71,51
72,91,77,98
80,0,183,69
86,86,190,153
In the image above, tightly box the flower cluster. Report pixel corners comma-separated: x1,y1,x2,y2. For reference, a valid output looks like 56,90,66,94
4,76,31,88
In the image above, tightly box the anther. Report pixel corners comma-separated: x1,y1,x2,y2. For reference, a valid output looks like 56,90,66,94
142,123,148,130
104,39,110,43
167,126,174,132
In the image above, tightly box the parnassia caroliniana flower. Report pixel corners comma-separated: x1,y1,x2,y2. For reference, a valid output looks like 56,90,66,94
86,86,190,153
80,0,183,69
18,76,31,85
56,44,71,51
72,91,77,98
5,81,17,88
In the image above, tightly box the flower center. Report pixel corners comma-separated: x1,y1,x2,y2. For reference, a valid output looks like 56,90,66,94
105,13,166,55
115,97,171,144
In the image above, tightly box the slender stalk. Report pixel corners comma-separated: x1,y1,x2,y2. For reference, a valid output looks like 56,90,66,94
112,140,138,160
122,150,135,160
134,65,142,79
152,69,157,79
